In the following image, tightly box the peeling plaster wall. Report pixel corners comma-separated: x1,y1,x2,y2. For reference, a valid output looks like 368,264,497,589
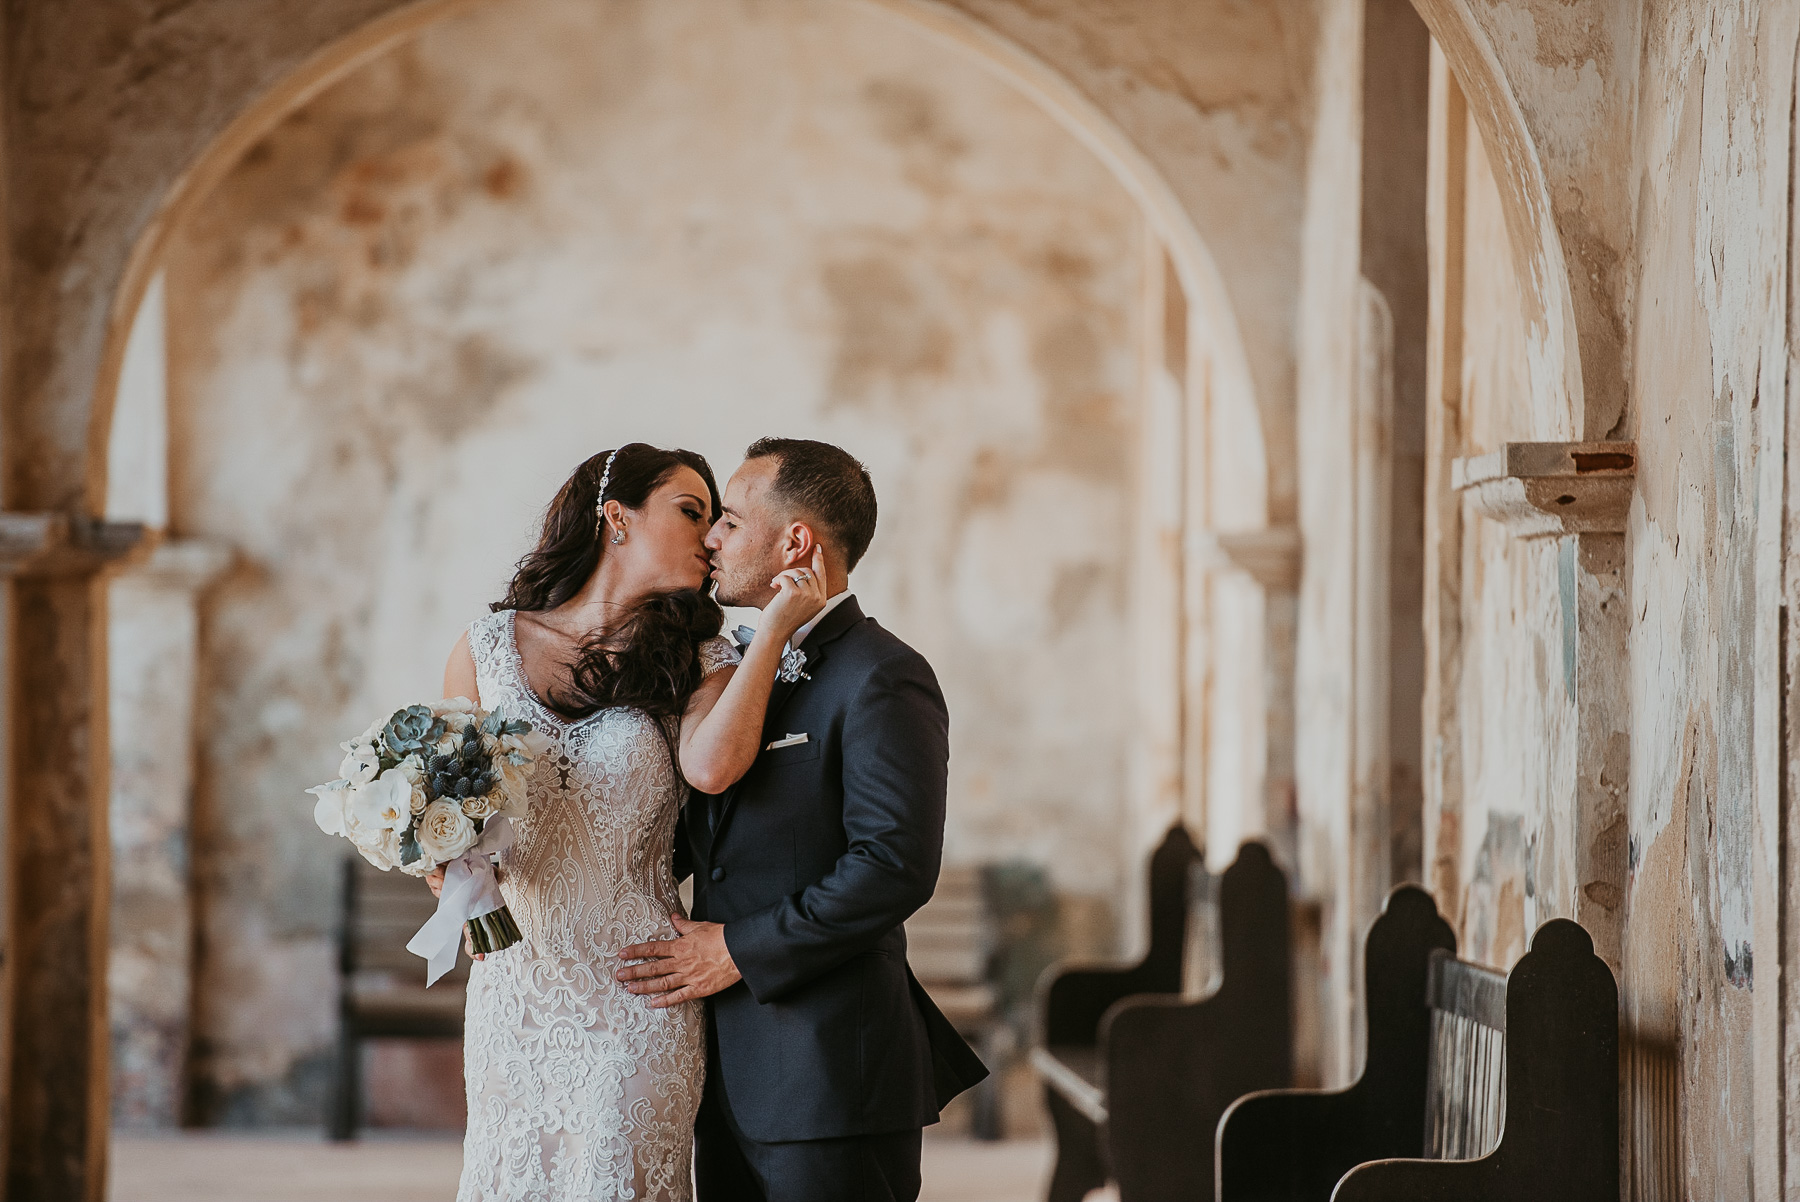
1293,0,1364,1086
1441,123,1573,972
923,0,1315,527
1416,1,1798,1191
1621,3,1794,1193
161,0,1146,1120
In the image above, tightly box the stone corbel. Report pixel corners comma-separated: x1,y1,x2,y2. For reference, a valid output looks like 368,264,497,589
120,538,233,591
0,512,151,576
1198,526,1302,592
1451,442,1635,538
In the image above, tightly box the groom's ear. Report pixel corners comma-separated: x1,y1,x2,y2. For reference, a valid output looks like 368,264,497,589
778,521,818,566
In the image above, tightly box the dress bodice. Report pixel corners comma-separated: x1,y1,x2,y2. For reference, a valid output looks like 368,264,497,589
465,609,738,960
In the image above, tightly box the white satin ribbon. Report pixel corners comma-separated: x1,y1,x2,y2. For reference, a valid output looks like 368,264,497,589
406,816,515,986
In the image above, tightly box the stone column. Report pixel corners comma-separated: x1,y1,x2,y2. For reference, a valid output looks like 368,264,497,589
106,540,230,1128
0,514,144,1202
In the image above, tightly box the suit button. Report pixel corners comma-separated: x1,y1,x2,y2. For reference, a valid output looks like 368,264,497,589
710,866,726,882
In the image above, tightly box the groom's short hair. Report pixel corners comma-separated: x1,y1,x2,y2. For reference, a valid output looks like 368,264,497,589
744,437,878,571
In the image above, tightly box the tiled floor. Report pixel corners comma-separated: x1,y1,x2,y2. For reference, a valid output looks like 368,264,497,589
108,1131,1066,1202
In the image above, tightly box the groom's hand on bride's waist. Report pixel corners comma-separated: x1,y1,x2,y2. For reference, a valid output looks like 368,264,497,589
616,915,742,1008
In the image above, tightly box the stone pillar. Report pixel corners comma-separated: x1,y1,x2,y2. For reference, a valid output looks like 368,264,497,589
0,514,144,1202
106,540,230,1128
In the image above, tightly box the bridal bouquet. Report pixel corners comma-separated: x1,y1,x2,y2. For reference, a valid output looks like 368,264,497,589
309,698,550,984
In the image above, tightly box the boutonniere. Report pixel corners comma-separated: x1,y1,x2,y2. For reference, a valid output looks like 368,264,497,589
778,647,811,683
734,625,811,683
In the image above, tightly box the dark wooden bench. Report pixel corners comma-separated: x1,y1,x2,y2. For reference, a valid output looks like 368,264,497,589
1032,833,1290,1202
1218,887,1617,1201
327,857,468,1140
906,864,1004,1139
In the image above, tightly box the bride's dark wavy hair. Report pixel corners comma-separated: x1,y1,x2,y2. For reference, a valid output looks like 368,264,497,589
494,443,724,722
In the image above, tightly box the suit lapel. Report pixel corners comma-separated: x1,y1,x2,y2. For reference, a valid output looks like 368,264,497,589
712,597,867,842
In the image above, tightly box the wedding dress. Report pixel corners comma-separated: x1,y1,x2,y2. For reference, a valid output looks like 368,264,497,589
457,610,738,1201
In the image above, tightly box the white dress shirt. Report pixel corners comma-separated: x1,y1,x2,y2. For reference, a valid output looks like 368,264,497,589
790,590,853,651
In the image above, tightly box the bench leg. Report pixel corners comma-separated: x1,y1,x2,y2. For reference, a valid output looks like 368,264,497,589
970,1026,1006,1141
1043,1085,1107,1202
327,1023,359,1142
970,1071,1003,1141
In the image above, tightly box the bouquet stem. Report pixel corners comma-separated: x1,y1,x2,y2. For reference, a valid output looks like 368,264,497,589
466,904,524,955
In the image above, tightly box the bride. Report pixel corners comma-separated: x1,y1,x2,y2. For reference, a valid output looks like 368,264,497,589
430,442,827,1201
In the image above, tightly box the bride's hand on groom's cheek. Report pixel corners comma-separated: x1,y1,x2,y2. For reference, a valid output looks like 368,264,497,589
615,915,742,1008
761,545,830,644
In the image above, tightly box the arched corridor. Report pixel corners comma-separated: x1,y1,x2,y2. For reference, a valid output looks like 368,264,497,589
0,0,1791,1199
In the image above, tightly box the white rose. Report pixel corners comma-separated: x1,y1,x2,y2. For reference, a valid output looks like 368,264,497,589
352,827,404,871
393,756,431,814
431,697,476,718
416,799,478,865
494,758,535,818
461,789,500,822
346,773,412,835
308,780,352,836
338,740,381,786
502,729,553,759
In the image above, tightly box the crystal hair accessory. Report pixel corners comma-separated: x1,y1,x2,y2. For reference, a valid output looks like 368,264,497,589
594,448,620,533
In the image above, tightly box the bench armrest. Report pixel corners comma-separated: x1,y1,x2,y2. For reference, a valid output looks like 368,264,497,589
1038,960,1179,1047
1099,985,1290,1202
1216,1087,1369,1202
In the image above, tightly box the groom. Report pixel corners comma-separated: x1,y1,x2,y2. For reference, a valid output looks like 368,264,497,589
615,437,987,1201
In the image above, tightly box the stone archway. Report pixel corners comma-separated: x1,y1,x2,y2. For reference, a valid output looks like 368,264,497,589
65,0,1296,1188
5,0,1310,1193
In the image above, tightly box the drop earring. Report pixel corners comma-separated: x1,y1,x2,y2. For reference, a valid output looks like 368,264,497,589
611,528,626,545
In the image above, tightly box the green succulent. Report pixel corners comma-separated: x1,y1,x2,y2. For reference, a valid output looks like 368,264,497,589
480,712,534,738
381,704,446,759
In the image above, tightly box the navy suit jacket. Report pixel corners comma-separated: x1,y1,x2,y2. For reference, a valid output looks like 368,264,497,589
677,597,988,1142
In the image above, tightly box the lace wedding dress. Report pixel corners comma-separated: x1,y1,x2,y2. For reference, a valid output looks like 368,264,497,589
457,610,738,1201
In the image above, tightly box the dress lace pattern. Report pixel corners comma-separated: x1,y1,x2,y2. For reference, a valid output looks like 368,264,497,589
457,610,739,1201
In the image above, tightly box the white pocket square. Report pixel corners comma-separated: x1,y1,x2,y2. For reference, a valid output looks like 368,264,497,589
765,733,809,750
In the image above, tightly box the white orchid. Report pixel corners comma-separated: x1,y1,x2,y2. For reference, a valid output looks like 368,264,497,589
308,780,352,836
347,772,412,834
338,740,381,786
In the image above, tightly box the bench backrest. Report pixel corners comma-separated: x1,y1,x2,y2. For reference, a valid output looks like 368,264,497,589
339,858,470,986
1331,920,1619,1202
1038,824,1202,1047
1423,949,1506,1159
906,865,988,984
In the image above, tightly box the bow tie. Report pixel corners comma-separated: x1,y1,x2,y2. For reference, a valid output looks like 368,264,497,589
732,625,810,682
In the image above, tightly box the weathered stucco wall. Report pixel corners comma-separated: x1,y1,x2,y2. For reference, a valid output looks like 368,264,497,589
1436,114,1573,972
925,0,1314,528
1620,3,1795,1194
1410,1,1799,1192
159,0,1147,1120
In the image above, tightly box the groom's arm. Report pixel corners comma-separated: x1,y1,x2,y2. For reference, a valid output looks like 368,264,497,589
723,649,949,1004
